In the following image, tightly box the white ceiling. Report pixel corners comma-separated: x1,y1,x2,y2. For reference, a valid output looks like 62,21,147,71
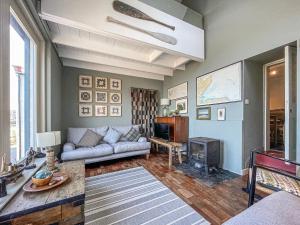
40,0,205,80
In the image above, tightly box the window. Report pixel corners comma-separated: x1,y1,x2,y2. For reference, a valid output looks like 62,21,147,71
10,14,36,162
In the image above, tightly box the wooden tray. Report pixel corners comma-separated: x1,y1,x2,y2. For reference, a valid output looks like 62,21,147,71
23,172,69,192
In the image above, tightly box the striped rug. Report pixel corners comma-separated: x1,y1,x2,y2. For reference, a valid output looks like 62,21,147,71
85,167,210,225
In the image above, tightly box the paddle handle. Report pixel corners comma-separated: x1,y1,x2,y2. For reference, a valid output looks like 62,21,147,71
107,16,177,45
113,0,175,31
150,19,175,31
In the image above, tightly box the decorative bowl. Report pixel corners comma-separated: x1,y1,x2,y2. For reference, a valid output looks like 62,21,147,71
32,170,53,187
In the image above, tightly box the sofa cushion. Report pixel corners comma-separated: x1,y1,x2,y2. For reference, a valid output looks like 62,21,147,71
112,141,151,154
67,128,88,145
63,143,75,152
94,126,109,136
124,127,142,142
113,125,140,141
61,144,113,161
103,128,122,144
138,137,147,143
77,129,102,147
67,126,108,145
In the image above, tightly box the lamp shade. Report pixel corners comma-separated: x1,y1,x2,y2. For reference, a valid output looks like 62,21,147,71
160,98,170,106
36,131,61,148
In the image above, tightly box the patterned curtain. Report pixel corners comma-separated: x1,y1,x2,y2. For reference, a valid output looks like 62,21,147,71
131,88,159,138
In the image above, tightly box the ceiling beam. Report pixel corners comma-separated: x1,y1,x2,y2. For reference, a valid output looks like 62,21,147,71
58,46,173,76
149,50,164,63
174,57,190,68
62,58,165,81
52,31,186,70
52,33,149,63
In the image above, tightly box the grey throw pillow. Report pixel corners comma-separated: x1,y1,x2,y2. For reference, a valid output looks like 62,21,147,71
124,127,142,142
103,128,122,144
77,129,102,147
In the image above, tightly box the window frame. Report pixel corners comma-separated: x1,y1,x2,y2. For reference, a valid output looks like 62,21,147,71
9,2,46,161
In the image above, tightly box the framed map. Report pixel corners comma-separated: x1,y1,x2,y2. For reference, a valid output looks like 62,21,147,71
168,82,188,100
196,62,242,106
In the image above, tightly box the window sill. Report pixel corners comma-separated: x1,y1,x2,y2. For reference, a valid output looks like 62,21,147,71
0,157,45,212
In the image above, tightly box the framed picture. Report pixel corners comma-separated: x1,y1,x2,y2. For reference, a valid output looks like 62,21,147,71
110,105,122,117
95,77,108,89
109,92,122,104
95,91,108,103
196,107,211,120
168,82,188,100
110,78,122,90
95,105,108,117
79,75,92,88
79,104,93,117
217,108,226,121
175,98,188,114
196,62,242,106
79,90,92,102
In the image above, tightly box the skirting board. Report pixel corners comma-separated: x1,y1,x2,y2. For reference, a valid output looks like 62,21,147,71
241,168,249,176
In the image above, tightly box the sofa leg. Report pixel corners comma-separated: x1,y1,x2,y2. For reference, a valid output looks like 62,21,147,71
145,154,150,160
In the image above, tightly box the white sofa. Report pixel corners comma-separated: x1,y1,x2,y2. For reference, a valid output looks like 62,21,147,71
61,125,151,164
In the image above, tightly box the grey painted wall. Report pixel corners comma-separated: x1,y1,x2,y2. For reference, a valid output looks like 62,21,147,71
50,46,63,131
163,0,300,174
163,65,244,174
242,60,264,168
139,0,203,28
61,67,163,141
297,40,300,163
139,0,187,20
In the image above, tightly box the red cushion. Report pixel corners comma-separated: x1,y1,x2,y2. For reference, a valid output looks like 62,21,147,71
256,154,296,175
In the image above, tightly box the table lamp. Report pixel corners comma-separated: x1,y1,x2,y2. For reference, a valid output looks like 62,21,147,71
36,131,61,171
160,98,171,116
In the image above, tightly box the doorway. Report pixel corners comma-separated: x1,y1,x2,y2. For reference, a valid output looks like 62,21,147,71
265,61,285,151
263,46,297,160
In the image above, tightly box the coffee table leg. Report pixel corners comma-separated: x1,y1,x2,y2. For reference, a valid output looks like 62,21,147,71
168,147,173,168
177,147,182,164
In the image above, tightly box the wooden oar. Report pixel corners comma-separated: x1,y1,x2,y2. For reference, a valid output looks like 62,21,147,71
107,16,177,45
113,0,175,31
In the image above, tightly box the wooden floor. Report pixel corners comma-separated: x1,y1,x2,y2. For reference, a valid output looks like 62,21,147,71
85,151,250,225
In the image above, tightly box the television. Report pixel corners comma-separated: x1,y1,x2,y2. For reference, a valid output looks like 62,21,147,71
154,123,170,140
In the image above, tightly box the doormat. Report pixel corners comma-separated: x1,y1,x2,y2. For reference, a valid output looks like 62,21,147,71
175,163,240,187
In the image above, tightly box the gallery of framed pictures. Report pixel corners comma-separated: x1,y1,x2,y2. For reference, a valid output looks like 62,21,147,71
168,82,188,114
175,98,188,114
196,62,242,106
78,75,122,117
168,82,188,100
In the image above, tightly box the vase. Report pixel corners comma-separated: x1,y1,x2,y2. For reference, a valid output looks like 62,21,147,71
46,148,55,171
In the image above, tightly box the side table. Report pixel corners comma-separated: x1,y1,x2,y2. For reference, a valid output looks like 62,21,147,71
0,160,85,225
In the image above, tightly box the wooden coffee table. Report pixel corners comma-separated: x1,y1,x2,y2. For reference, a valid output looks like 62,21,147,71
0,160,85,225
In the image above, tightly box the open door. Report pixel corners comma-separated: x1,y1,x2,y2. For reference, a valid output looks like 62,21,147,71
285,46,297,160
263,59,285,153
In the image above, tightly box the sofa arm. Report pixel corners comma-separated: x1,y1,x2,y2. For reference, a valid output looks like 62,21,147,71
63,143,75,152
138,137,147,143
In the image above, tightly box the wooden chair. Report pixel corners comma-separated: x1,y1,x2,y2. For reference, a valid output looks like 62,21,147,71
247,150,299,206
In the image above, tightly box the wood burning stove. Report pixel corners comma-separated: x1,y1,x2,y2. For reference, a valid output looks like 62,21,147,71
188,137,220,175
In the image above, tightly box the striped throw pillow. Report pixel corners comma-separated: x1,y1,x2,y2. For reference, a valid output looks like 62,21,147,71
77,129,102,147
124,127,142,142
